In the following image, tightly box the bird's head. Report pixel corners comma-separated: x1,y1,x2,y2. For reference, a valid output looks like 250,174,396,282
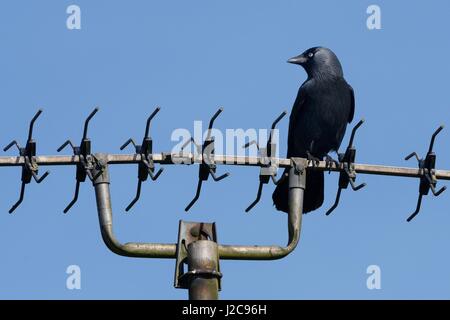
287,47,344,79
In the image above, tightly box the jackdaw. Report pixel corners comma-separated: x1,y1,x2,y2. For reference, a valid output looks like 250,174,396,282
272,47,354,213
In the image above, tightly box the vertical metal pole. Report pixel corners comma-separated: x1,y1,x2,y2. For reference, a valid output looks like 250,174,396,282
287,164,305,245
187,240,221,300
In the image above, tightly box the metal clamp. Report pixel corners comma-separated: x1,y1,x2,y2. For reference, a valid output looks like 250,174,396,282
184,108,229,212
405,125,447,221
174,221,221,292
325,119,366,216
243,111,287,212
57,108,102,213
3,109,50,213
120,107,164,211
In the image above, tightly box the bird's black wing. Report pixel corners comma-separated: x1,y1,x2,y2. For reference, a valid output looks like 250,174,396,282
348,84,355,123
274,81,325,213
287,85,308,157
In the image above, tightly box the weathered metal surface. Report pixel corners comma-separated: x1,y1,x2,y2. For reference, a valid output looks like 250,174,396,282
87,155,307,261
2,144,450,258
5,151,447,258
186,240,221,300
2,153,450,180
174,221,220,290
219,160,306,260
92,158,177,259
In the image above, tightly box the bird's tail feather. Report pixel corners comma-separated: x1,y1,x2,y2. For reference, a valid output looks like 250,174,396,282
272,169,324,214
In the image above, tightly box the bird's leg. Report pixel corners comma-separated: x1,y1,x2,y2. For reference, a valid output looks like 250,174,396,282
306,151,320,167
306,141,320,167
324,154,340,174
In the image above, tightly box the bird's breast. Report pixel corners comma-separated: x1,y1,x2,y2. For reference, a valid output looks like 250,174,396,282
293,79,351,155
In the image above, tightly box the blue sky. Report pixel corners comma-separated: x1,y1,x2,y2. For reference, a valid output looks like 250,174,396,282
1,0,450,299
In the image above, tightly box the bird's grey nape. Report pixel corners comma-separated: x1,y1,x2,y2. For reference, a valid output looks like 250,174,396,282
299,47,344,79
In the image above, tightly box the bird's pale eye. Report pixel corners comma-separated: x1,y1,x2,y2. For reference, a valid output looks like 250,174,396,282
308,52,314,58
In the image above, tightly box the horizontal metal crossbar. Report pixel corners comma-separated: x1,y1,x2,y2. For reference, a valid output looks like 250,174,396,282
1,153,449,180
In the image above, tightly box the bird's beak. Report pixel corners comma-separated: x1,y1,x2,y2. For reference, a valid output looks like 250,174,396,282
287,54,307,65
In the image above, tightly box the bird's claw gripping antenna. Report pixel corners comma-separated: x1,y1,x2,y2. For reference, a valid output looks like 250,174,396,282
404,125,446,222
57,108,103,213
3,109,50,213
325,119,366,216
243,111,287,212
184,107,230,212
120,107,164,212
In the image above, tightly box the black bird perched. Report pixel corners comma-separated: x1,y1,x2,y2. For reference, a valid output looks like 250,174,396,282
272,47,354,214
